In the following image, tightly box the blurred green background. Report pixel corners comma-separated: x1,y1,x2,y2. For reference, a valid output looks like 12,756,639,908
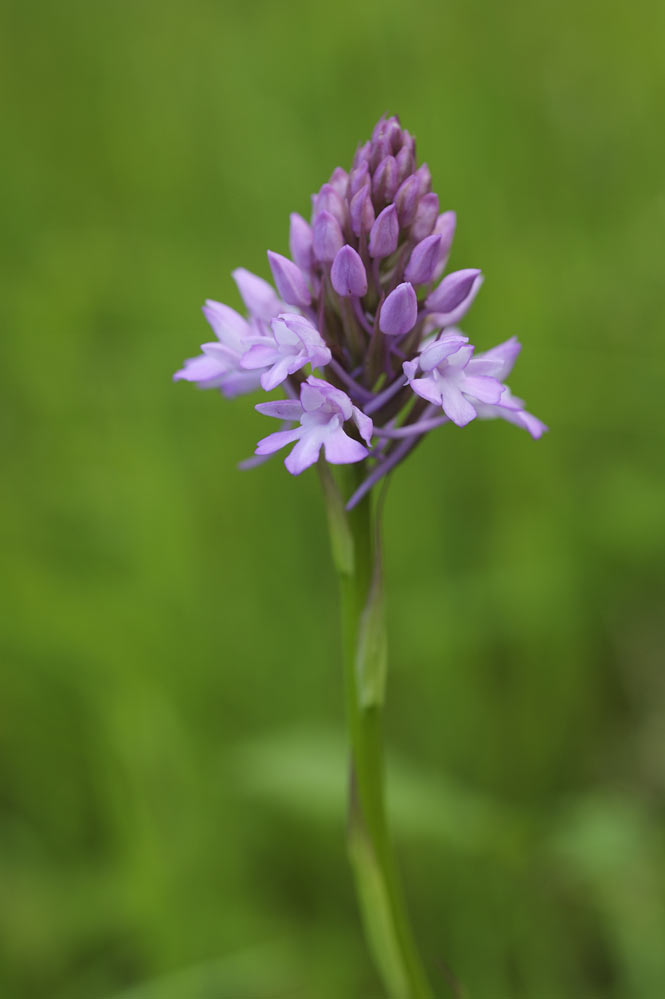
2,0,664,996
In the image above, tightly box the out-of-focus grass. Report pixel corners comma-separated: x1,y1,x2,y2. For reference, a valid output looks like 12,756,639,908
1,0,664,996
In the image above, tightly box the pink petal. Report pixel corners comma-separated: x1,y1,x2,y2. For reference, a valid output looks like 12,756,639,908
255,427,303,455
439,380,477,427
255,400,303,420
323,427,369,465
284,430,326,474
232,268,283,321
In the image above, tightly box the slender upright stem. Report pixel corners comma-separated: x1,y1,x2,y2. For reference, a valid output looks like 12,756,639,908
320,461,434,998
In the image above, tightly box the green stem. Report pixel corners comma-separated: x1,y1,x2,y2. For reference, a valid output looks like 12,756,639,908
320,461,434,999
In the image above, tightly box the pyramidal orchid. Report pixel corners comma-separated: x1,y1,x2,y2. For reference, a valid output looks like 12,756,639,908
174,115,546,999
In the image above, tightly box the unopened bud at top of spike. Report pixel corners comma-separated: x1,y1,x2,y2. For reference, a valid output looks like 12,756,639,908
425,268,483,325
431,211,457,280
369,204,399,258
349,161,370,197
331,245,368,298
404,234,443,286
411,192,439,241
394,175,420,227
289,213,313,275
328,167,349,199
267,251,311,309
373,156,399,204
350,184,375,237
379,282,418,336
312,211,344,262
315,184,346,227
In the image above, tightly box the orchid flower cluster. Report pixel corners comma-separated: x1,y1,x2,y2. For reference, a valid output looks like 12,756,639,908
175,115,546,507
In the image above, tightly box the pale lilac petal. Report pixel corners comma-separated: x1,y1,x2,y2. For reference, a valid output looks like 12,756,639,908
379,282,418,336
267,251,311,308
418,334,469,371
351,405,373,445
200,341,243,365
402,360,418,382
284,428,328,474
218,370,265,397
475,403,548,439
446,343,475,370
232,268,282,321
408,375,444,407
496,386,525,411
468,337,521,380
202,300,249,351
432,211,457,280
438,380,477,427
173,353,226,385
270,317,300,348
331,245,368,297
255,399,303,420
323,427,369,465
255,427,303,455
304,375,353,418
425,269,483,325
240,343,280,369
515,411,548,439
275,315,331,367
260,355,297,391
461,374,504,405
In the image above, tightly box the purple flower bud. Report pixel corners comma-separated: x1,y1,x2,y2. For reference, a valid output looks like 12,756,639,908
425,268,484,325
414,163,432,196
289,213,313,275
385,119,403,154
379,282,418,336
267,251,311,308
432,211,457,280
353,140,371,167
373,155,399,204
411,192,439,241
371,114,391,142
315,184,346,227
370,137,391,172
404,234,443,286
312,211,344,262
395,144,415,182
369,204,399,259
328,166,349,199
349,160,370,197
331,245,368,298
394,175,420,227
350,184,375,237
399,130,415,157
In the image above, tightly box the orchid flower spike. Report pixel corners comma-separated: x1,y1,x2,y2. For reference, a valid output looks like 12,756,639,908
175,113,545,499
